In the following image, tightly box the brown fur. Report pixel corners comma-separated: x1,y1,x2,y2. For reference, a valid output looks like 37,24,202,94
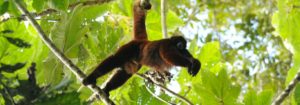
133,0,151,40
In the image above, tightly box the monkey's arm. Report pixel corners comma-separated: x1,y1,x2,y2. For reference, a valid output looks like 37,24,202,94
133,0,151,40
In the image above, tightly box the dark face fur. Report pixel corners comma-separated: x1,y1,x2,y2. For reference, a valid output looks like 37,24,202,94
170,36,200,76
171,36,187,49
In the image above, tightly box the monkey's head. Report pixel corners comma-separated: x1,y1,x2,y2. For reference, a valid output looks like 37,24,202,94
170,36,201,76
136,0,152,10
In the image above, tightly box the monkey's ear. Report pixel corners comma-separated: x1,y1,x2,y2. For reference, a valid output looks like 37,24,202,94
140,0,152,10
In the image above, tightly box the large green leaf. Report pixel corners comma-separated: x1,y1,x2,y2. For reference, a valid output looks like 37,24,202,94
294,84,300,104
244,89,273,105
166,11,184,32
193,69,241,105
7,0,20,16
35,92,81,105
272,0,300,103
111,0,133,16
0,19,43,80
198,41,222,70
146,10,184,40
32,0,46,12
50,4,109,58
49,0,69,11
0,1,9,15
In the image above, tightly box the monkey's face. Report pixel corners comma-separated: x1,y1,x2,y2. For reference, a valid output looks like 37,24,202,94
171,36,201,76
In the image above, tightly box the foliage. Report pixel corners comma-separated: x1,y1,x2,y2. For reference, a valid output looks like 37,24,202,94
272,0,300,104
0,0,298,104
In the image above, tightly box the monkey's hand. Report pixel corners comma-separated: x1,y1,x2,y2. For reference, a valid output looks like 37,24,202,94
82,76,96,86
188,59,201,76
140,0,152,10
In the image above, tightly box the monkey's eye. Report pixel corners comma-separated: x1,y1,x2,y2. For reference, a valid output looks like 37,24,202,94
176,42,185,49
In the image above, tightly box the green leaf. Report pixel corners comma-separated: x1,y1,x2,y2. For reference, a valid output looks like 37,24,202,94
49,5,109,58
32,0,46,12
294,84,300,104
257,90,273,105
0,1,9,15
272,0,300,95
166,10,184,32
111,0,133,16
7,0,20,16
81,4,110,20
50,0,69,11
198,41,222,70
244,89,273,105
146,10,184,40
40,54,64,85
189,37,199,56
35,92,81,105
0,19,41,79
193,69,241,105
244,90,256,105
147,11,163,40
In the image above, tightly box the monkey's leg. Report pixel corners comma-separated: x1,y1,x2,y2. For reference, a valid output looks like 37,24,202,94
83,55,128,85
83,42,140,85
102,68,133,96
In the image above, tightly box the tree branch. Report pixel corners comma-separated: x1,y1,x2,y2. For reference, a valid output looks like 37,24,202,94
135,73,194,105
161,0,168,38
272,69,300,105
12,0,114,105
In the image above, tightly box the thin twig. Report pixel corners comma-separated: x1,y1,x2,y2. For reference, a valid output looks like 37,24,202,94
12,0,114,105
272,69,300,105
161,0,168,38
144,85,175,105
135,73,194,105
177,86,191,104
